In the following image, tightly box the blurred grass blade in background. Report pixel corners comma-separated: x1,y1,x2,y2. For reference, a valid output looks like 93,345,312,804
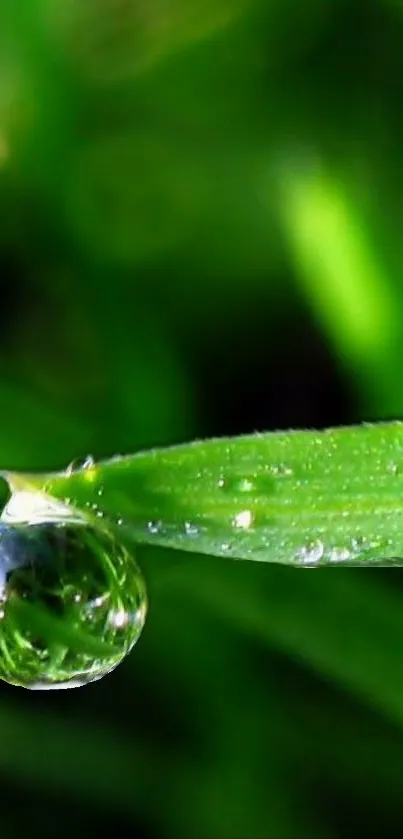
12,421,403,567
277,158,403,417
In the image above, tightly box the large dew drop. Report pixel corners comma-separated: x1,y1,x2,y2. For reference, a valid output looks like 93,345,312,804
0,484,147,690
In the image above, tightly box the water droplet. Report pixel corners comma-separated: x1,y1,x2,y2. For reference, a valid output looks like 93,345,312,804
233,510,254,529
270,463,293,477
117,518,124,526
328,546,351,563
66,455,95,476
297,539,324,566
97,488,104,497
237,478,254,492
147,520,161,535
351,535,365,553
0,489,147,690
217,475,256,494
2,491,83,525
184,522,199,537
387,461,399,475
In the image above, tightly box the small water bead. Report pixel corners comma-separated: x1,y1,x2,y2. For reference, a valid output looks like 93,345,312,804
0,491,147,689
328,546,351,563
227,477,255,493
269,463,293,478
387,461,399,476
65,455,95,477
233,509,254,530
184,522,199,537
237,478,254,492
297,539,324,566
217,475,256,494
351,535,366,553
147,520,162,535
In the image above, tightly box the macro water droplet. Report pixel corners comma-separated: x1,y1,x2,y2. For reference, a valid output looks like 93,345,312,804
66,455,95,476
232,509,254,529
0,488,147,690
217,475,255,494
297,539,324,566
387,461,399,476
351,535,365,553
147,520,161,535
238,478,254,492
269,463,293,477
328,546,351,563
184,522,199,537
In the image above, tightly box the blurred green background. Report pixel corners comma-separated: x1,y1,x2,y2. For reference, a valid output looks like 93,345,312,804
3,1,403,836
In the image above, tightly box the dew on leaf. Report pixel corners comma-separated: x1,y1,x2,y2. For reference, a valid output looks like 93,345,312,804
328,546,351,563
65,455,95,476
0,489,147,690
386,461,399,475
232,509,254,529
297,539,324,566
218,476,255,494
184,522,199,536
269,463,293,477
351,536,366,553
147,520,162,535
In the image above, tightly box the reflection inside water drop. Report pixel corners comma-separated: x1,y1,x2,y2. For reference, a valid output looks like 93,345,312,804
0,487,147,690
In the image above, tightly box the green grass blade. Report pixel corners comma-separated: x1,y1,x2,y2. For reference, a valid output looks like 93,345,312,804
10,421,403,567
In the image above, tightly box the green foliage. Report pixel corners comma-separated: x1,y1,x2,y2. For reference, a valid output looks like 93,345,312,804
19,420,403,566
2,0,403,837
